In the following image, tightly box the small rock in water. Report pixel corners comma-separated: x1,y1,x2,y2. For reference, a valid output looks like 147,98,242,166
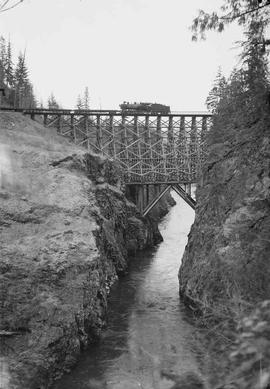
87,378,107,388
96,176,105,184
158,305,167,310
161,370,206,389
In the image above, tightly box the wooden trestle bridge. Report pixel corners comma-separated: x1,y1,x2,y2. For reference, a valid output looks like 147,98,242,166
4,108,212,215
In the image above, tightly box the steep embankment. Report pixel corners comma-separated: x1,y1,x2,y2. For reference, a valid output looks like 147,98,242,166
179,113,270,314
0,112,162,389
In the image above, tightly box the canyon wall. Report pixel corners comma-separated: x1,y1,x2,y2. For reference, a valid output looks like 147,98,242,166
179,110,270,315
0,112,162,389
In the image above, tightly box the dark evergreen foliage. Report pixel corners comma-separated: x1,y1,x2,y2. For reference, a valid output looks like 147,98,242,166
206,68,227,113
0,36,36,108
191,0,270,42
76,86,90,110
76,95,83,110
47,93,60,109
206,17,269,143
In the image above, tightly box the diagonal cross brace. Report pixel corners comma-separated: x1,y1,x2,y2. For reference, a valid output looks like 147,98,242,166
142,183,196,217
171,184,196,210
142,185,172,217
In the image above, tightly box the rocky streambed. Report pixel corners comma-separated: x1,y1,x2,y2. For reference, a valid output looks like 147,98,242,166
0,112,165,389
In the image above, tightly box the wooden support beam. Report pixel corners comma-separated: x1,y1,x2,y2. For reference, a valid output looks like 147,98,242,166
121,115,127,160
83,115,89,150
57,114,62,132
172,184,196,210
44,113,48,126
96,115,101,150
168,115,173,145
70,114,75,141
142,184,171,217
190,116,197,180
136,185,145,214
134,116,143,178
109,114,115,157
146,184,150,205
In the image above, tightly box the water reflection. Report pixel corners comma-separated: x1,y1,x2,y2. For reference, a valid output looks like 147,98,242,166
54,193,200,389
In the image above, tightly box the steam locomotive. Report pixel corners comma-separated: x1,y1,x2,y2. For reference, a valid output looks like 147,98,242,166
120,101,170,114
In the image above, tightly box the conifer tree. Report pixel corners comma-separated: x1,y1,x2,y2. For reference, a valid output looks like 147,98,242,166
0,36,6,86
195,1,270,119
76,95,83,110
14,52,28,86
82,86,90,109
191,0,270,42
14,51,29,107
241,19,269,109
47,93,60,109
206,68,227,113
13,51,36,108
23,82,36,108
0,36,36,107
5,39,14,88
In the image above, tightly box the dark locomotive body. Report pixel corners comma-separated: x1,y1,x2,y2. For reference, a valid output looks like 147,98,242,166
120,101,170,114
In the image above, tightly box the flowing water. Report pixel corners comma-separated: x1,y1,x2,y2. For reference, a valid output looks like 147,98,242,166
54,192,204,389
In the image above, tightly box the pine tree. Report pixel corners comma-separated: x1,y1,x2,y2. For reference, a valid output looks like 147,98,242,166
47,93,60,109
23,82,36,108
191,0,270,41
206,68,227,113
241,19,270,113
0,36,6,87
13,51,36,108
82,86,90,109
0,36,36,108
5,39,14,88
14,52,28,86
14,52,29,108
76,94,83,109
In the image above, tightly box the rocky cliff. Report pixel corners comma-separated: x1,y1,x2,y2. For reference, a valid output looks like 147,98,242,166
179,110,270,315
0,112,162,389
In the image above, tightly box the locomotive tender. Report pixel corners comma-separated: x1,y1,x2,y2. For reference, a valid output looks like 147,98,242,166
120,101,170,114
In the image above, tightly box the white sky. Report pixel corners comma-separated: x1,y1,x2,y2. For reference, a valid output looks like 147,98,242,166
1,0,244,110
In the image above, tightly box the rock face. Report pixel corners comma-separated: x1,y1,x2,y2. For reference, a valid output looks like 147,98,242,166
0,112,162,389
179,114,270,313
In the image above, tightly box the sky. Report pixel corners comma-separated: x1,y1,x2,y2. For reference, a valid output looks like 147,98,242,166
0,0,244,111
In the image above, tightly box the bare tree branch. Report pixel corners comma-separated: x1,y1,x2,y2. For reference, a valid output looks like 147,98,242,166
0,0,24,13
0,1,11,11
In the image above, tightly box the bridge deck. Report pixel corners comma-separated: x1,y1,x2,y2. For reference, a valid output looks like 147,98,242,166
0,107,211,117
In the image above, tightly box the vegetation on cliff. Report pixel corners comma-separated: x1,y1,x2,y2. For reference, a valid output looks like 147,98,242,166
179,3,270,388
180,0,270,309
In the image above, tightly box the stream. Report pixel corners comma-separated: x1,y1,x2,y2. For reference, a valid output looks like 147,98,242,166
54,192,205,389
